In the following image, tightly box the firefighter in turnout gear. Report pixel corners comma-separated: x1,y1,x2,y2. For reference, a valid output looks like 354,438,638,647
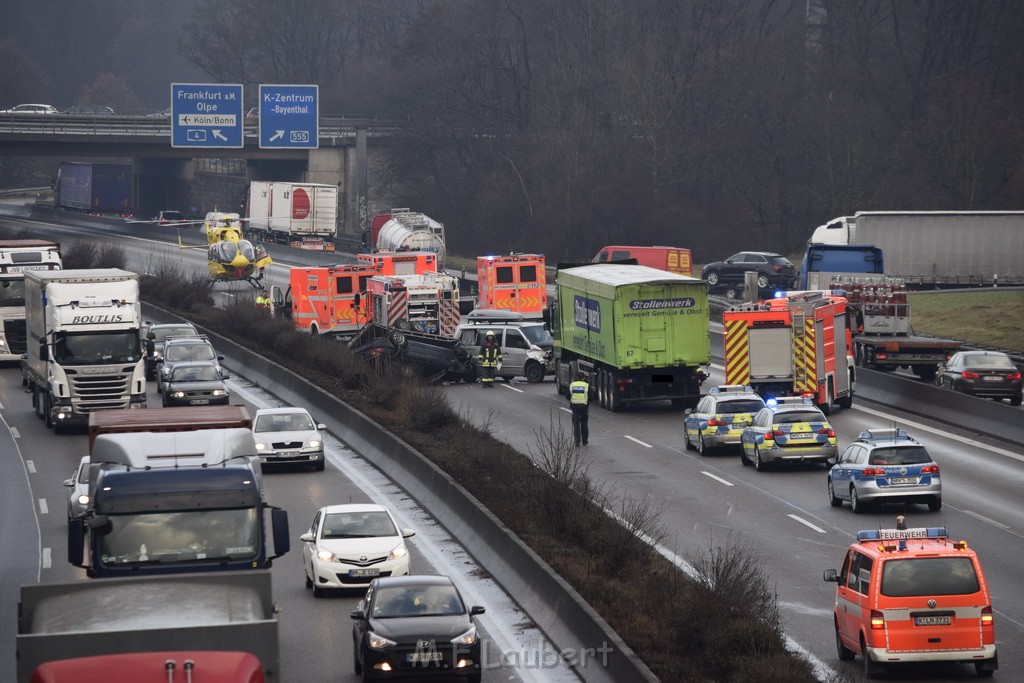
569,372,591,445
477,330,503,387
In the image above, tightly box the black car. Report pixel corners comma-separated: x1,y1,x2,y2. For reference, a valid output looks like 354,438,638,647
701,252,797,292
158,336,226,392
161,361,230,407
351,575,485,682
936,350,1023,405
143,323,199,380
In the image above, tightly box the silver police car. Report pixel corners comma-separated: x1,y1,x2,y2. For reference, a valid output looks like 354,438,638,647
684,385,765,456
827,428,942,514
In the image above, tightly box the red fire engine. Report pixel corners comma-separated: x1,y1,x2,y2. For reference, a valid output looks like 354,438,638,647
476,254,547,318
723,291,854,414
271,264,376,336
365,271,461,338
357,251,438,276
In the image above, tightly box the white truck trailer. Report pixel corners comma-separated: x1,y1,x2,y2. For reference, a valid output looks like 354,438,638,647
247,180,337,250
808,211,1024,287
0,240,61,361
22,269,146,433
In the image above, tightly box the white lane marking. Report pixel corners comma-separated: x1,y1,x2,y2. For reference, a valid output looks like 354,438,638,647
787,514,827,534
26,460,36,474
10,427,20,438
1,413,42,583
38,498,48,515
851,403,1024,462
501,383,524,393
558,406,572,414
700,471,734,487
0,401,4,409
963,509,1010,530
42,547,51,569
624,435,652,448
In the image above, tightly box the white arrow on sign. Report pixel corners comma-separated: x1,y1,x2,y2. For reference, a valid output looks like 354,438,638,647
212,130,227,142
269,130,285,142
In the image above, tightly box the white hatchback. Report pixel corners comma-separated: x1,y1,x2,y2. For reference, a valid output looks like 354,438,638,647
300,504,415,596
252,407,326,471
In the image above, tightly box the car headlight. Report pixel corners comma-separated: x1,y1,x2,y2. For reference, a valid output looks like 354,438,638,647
306,439,321,449
212,389,226,396
316,547,336,562
368,631,397,650
76,494,90,506
388,544,407,560
451,624,478,646
255,442,268,451
171,391,185,398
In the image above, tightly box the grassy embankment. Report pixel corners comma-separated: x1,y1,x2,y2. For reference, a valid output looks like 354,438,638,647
908,290,1024,352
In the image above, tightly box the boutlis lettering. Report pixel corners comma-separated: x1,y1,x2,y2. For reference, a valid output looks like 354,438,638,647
71,314,126,325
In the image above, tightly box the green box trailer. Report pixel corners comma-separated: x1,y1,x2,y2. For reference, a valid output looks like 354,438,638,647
552,264,710,410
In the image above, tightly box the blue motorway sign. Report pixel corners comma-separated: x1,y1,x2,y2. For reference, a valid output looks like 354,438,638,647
259,84,319,149
170,83,243,149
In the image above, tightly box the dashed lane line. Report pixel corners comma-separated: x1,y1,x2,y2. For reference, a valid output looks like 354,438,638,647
787,514,827,534
624,435,652,448
700,471,734,487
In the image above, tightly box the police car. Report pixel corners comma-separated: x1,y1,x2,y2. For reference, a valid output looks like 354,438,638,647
683,385,765,456
827,428,941,514
739,396,837,470
824,523,997,678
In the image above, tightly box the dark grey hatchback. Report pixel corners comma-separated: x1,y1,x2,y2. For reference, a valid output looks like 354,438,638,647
351,575,485,682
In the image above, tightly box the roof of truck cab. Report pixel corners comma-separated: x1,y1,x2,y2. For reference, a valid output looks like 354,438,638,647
559,263,703,286
91,427,257,467
89,406,252,450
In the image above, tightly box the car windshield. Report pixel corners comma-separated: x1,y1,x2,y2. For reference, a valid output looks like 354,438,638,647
716,399,764,413
322,511,397,539
172,365,220,382
166,344,215,362
256,412,314,433
868,446,932,466
54,331,142,365
162,212,184,221
881,557,980,597
963,354,1015,369
97,508,259,565
0,278,25,305
770,257,793,266
774,410,824,424
372,584,465,618
154,326,196,343
522,325,553,345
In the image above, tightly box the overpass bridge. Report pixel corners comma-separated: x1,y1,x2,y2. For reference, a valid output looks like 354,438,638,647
0,113,403,235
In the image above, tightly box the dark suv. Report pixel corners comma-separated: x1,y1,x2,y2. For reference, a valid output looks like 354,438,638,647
701,252,797,292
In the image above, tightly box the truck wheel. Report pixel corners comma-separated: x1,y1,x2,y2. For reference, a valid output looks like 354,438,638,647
819,381,834,416
43,394,53,429
387,330,407,350
914,365,937,382
596,369,606,409
524,362,545,384
704,269,720,286
608,376,623,413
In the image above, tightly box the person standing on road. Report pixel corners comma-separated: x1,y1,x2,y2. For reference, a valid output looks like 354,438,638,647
568,372,591,445
477,330,502,388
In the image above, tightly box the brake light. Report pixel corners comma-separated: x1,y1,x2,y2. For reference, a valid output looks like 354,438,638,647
1007,372,1021,380
981,606,994,626
877,353,887,359
773,265,783,271
818,428,836,437
962,371,980,379
870,610,885,629
763,432,774,441
773,429,785,437
862,468,886,477
707,419,724,427
920,464,940,474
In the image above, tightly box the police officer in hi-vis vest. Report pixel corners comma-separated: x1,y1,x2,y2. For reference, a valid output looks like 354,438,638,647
568,372,592,445
477,330,503,388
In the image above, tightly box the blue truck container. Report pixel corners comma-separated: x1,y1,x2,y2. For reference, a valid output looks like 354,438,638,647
54,161,133,213
799,244,884,289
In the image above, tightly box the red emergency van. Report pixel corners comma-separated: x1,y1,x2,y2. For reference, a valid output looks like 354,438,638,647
592,245,692,276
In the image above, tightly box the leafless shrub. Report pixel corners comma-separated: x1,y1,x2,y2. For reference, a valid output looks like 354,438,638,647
617,490,668,548
138,260,213,311
61,240,98,269
691,537,781,630
401,383,458,432
95,242,128,269
530,411,591,491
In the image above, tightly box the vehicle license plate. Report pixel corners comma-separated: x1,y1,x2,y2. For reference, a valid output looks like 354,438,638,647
407,652,443,663
915,615,951,626
889,477,918,485
983,376,1002,382
788,433,812,439
349,568,380,577
190,399,210,405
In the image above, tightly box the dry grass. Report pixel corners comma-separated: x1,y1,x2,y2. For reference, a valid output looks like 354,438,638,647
908,290,1024,351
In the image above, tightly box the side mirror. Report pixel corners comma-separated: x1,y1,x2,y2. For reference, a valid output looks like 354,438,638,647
217,355,225,361
63,478,74,488
68,518,86,566
269,508,290,560
299,531,314,543
39,343,48,361
470,606,486,616
350,609,366,620
823,568,839,583
401,528,416,538
317,423,326,431
684,408,693,415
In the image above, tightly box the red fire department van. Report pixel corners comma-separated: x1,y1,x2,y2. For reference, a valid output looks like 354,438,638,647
824,523,997,678
592,245,692,276
357,251,437,276
476,253,547,318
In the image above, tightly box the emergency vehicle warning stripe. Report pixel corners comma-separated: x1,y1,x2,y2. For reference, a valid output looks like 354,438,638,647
800,317,816,394
441,299,459,337
724,318,750,386
388,290,409,328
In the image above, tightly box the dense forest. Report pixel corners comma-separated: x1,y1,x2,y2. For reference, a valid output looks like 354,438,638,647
3,0,1024,261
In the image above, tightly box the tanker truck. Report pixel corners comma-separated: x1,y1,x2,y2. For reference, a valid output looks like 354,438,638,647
365,209,447,270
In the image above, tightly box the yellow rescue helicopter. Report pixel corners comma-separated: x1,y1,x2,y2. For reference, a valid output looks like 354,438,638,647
178,212,273,288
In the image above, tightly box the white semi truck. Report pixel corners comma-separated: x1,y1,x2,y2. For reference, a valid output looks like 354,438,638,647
22,269,146,433
0,240,61,361
246,180,338,250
